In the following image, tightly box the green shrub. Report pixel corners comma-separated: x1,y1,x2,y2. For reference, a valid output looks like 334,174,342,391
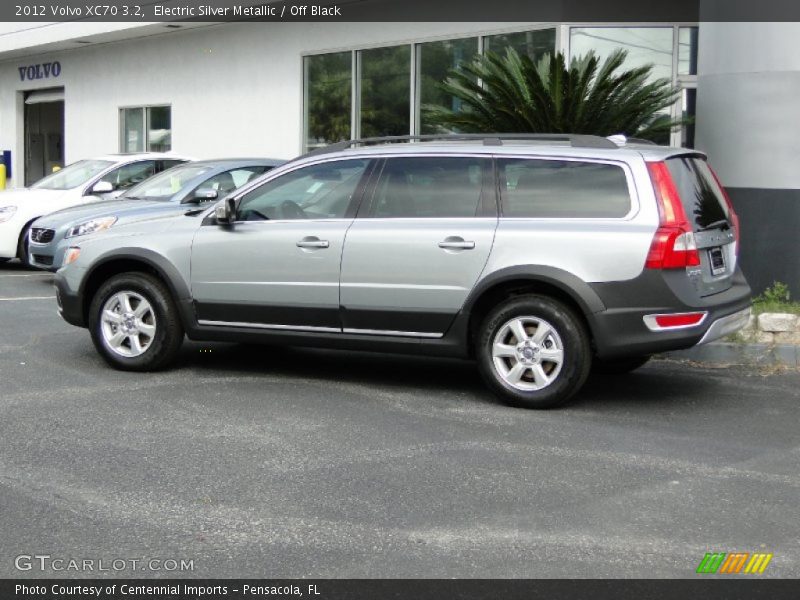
752,281,800,315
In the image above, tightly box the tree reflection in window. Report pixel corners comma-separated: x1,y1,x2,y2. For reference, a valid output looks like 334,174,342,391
305,52,352,150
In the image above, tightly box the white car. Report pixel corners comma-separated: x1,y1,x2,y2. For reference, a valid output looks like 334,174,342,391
0,153,189,266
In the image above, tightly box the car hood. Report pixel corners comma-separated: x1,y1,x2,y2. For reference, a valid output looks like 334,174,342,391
0,188,70,208
33,199,188,229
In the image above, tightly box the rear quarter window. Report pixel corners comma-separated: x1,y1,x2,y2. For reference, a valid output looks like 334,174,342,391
498,158,631,218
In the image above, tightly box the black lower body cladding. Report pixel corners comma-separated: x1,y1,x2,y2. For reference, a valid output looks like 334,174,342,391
587,267,752,359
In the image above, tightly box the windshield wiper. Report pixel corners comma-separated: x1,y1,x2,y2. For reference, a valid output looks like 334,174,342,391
698,219,730,232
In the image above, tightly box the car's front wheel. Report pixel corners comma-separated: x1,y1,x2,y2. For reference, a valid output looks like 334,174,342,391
476,295,591,409
88,272,184,371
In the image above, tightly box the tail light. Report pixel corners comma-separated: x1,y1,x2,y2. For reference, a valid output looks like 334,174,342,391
708,166,740,255
645,161,700,269
643,312,708,331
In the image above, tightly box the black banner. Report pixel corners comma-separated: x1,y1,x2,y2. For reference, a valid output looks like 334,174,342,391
6,0,800,23
3,579,800,600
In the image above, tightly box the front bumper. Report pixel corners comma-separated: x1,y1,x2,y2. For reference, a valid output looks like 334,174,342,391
29,241,65,271
54,270,86,327
0,219,23,258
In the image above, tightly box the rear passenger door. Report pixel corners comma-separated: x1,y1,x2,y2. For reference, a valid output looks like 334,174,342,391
339,156,497,337
492,157,642,283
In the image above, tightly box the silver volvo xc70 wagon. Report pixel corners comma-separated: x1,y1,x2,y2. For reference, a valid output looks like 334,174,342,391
54,134,752,409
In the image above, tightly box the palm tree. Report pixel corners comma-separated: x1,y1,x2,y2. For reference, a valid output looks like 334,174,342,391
423,48,684,142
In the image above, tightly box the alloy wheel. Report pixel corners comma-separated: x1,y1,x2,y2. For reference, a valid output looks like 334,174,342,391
100,291,157,357
491,316,565,391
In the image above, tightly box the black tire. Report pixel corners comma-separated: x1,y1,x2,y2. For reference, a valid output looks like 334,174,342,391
476,295,592,409
88,272,184,371
0,258,10,264
17,223,32,267
592,355,651,375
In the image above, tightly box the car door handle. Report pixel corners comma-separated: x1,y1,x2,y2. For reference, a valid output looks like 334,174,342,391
296,237,330,249
438,238,475,250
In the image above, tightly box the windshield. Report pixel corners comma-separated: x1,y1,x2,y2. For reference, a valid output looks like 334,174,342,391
122,165,212,201
31,160,114,191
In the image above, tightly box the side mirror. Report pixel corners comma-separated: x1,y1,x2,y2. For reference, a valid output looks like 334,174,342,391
91,181,115,194
194,188,218,201
214,197,237,224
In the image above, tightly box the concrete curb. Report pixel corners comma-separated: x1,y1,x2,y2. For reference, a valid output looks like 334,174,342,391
662,343,800,367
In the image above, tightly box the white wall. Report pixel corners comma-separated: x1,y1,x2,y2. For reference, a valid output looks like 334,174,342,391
0,21,548,188
696,23,800,189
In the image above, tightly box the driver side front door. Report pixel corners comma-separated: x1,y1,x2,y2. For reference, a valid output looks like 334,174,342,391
190,158,373,331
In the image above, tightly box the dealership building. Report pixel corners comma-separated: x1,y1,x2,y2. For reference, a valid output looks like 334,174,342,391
0,18,796,294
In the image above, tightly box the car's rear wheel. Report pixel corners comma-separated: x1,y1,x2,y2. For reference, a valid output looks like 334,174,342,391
476,295,591,409
592,355,651,374
88,272,184,371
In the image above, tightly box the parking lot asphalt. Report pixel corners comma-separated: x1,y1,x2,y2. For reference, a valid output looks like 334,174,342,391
1,261,799,579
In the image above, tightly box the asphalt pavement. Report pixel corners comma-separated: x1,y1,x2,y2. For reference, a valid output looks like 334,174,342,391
1,261,798,578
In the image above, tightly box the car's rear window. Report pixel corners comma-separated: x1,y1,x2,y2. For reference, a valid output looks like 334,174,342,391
498,158,631,218
666,156,730,231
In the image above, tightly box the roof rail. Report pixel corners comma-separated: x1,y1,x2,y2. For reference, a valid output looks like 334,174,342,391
606,134,658,147
624,137,658,146
301,133,619,158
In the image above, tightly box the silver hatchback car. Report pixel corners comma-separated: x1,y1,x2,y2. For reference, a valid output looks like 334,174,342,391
54,134,752,409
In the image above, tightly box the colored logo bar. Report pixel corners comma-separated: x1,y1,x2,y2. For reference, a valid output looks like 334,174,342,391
696,552,773,574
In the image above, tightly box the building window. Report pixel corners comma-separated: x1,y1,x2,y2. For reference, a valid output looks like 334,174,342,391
120,106,171,153
680,88,697,148
484,29,556,61
301,25,702,152
678,26,699,76
569,27,674,82
418,37,479,134
569,26,701,146
304,52,352,150
302,27,558,150
359,45,411,138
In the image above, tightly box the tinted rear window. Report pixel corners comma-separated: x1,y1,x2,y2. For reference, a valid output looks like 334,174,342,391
498,158,631,218
666,156,730,231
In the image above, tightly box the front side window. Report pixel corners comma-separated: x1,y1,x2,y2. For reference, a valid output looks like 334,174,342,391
123,165,213,201
192,167,270,199
371,157,486,219
31,159,114,190
237,160,369,221
498,158,631,218
120,106,172,152
99,160,157,191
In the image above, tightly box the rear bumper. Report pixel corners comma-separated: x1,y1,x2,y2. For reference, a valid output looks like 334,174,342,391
697,307,751,345
588,267,752,359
